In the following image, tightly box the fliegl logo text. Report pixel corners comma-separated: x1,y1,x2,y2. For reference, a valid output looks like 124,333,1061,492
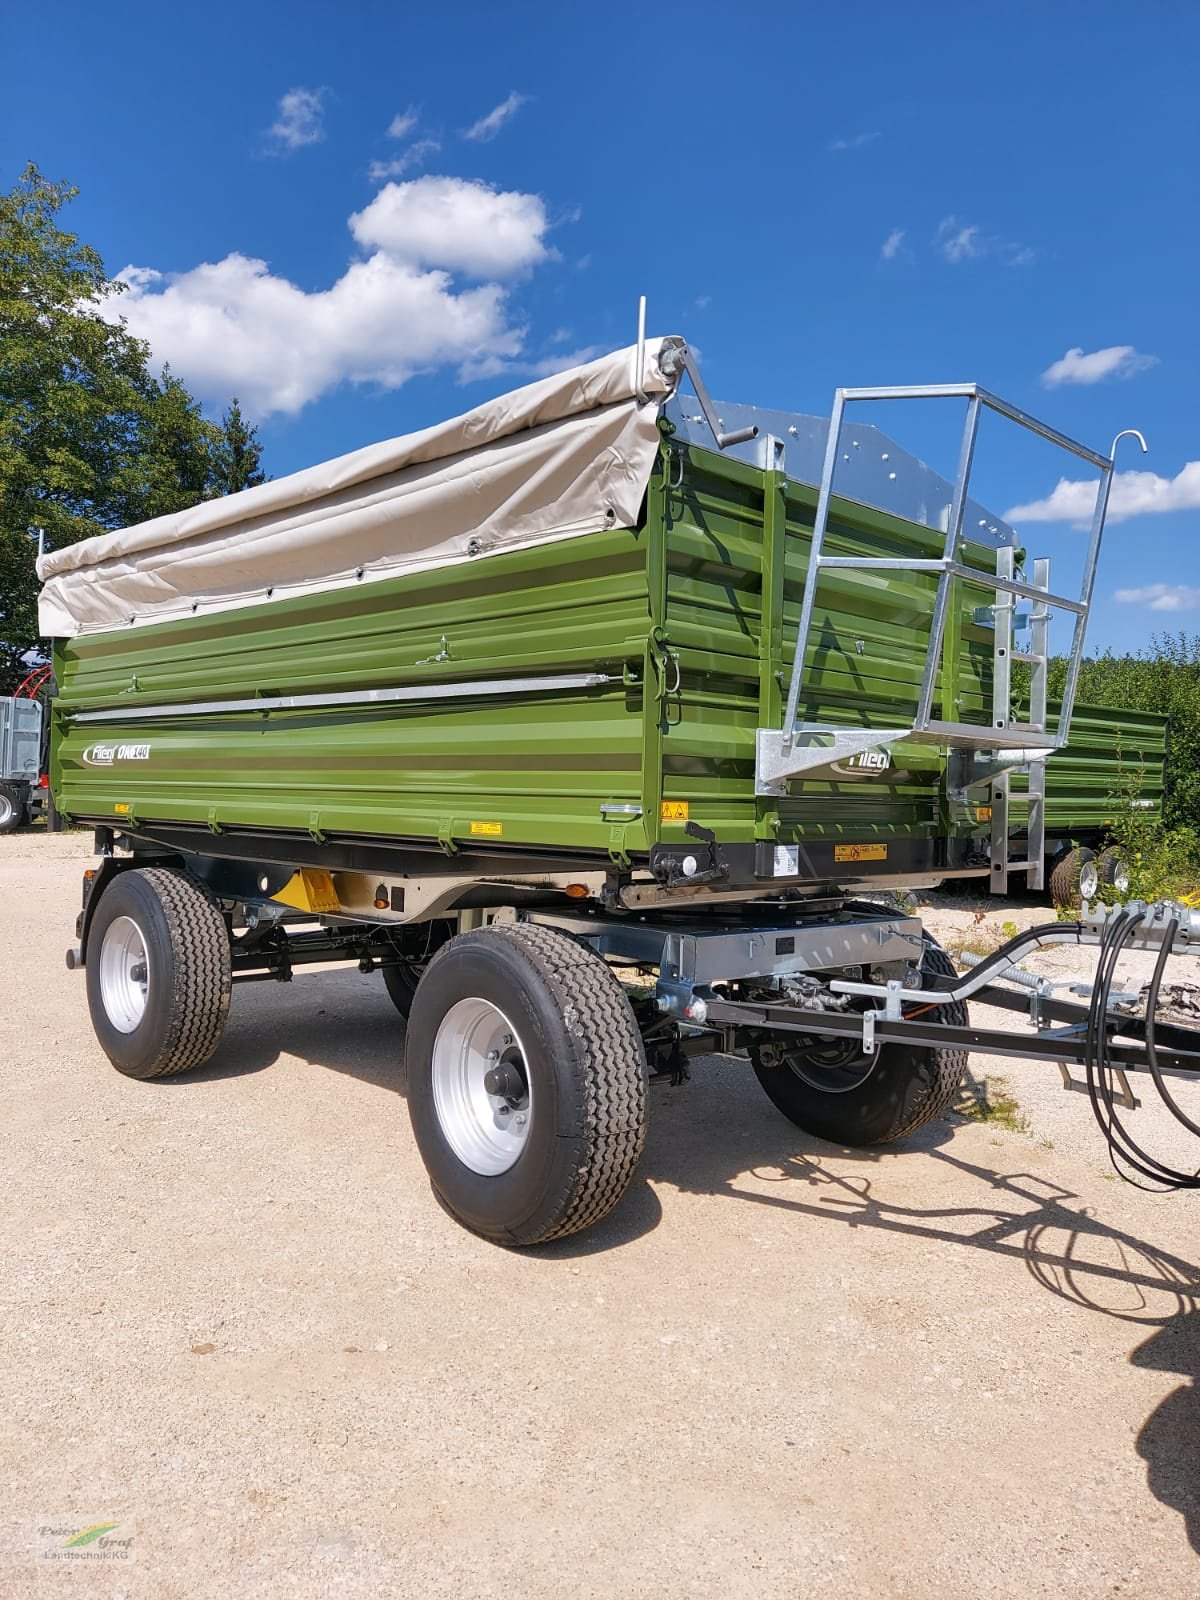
81,743,151,767
36,1519,135,1562
829,749,893,778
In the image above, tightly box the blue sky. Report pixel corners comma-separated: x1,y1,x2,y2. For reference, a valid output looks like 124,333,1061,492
5,0,1199,653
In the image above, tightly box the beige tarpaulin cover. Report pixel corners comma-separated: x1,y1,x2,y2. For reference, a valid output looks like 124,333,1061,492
37,338,682,638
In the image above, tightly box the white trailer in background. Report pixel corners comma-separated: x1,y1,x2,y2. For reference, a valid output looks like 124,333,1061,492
0,694,45,832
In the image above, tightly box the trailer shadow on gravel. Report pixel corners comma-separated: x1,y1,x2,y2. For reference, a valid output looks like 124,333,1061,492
152,973,411,1090
174,987,1200,1337
626,1054,1200,1555
1131,1311,1200,1553
149,989,1200,1549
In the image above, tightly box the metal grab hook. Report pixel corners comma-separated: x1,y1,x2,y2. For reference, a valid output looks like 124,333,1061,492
1110,428,1149,461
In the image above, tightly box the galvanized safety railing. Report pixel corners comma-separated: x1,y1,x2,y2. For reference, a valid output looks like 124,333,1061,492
756,383,1147,796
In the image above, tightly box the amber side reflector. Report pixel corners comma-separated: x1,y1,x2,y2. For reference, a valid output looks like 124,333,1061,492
564,883,589,899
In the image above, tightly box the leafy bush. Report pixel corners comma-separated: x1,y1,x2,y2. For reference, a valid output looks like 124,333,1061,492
1101,772,1200,903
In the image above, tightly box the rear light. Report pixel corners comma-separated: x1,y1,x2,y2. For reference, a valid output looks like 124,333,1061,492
38,774,49,788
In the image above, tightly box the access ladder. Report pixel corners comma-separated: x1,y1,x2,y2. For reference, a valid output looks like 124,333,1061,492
755,384,1143,892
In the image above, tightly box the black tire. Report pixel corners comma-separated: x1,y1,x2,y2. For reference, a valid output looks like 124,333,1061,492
405,922,647,1246
1097,846,1130,897
381,962,419,1019
0,782,25,834
1049,846,1099,911
749,941,968,1146
85,867,232,1079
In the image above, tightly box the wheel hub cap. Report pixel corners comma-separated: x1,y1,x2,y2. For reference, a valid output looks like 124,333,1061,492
99,915,150,1033
431,998,531,1175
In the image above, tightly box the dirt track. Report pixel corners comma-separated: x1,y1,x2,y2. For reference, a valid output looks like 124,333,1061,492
1,833,1198,1598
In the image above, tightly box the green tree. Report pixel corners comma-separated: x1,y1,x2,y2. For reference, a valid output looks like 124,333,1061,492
213,398,267,496
0,163,265,689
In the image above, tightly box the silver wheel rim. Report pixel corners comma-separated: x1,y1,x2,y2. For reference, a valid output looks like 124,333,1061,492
99,915,150,1033
1079,860,1099,901
0,793,14,828
431,998,532,1175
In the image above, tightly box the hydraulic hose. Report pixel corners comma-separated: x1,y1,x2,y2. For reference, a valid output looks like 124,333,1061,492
1084,907,1200,1191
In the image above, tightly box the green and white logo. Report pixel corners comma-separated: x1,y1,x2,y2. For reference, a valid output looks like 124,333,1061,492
36,1518,136,1562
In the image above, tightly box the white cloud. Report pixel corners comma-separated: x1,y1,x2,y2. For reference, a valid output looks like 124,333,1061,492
98,176,558,418
387,107,419,140
936,215,1033,266
880,227,905,261
524,345,603,377
937,216,982,263
463,91,527,142
1005,461,1200,526
350,176,550,278
267,87,326,151
461,344,605,384
1115,583,1200,612
368,138,441,182
829,131,879,152
1041,344,1158,387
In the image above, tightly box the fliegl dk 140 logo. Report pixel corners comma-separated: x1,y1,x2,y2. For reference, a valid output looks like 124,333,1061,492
81,743,151,767
829,749,893,778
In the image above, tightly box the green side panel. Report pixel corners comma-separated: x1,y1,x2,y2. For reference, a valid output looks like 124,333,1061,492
656,442,999,849
53,532,656,856
1011,700,1168,835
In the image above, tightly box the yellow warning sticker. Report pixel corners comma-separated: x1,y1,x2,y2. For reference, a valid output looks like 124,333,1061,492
834,843,888,863
113,803,131,815
975,805,993,822
660,800,689,822
470,820,503,837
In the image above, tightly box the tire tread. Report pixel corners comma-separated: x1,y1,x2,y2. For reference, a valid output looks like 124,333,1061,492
890,943,969,1138
119,868,231,1078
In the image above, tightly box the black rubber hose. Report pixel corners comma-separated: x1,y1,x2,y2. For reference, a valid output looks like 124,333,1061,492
1143,915,1200,1143
1085,908,1200,1190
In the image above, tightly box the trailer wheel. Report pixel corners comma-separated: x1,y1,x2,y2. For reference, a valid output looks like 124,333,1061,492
380,922,454,1020
749,941,968,1146
1098,847,1130,897
1049,846,1099,910
381,963,419,1019
85,867,232,1080
405,922,647,1245
0,783,24,834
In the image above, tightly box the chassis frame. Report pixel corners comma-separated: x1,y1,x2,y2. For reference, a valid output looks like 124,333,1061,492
70,827,1200,1115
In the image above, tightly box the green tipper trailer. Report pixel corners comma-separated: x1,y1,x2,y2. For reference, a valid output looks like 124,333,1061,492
39,335,1200,1238
1018,700,1168,906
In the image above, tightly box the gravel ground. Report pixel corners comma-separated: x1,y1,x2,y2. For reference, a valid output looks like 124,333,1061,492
2,834,1199,1599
